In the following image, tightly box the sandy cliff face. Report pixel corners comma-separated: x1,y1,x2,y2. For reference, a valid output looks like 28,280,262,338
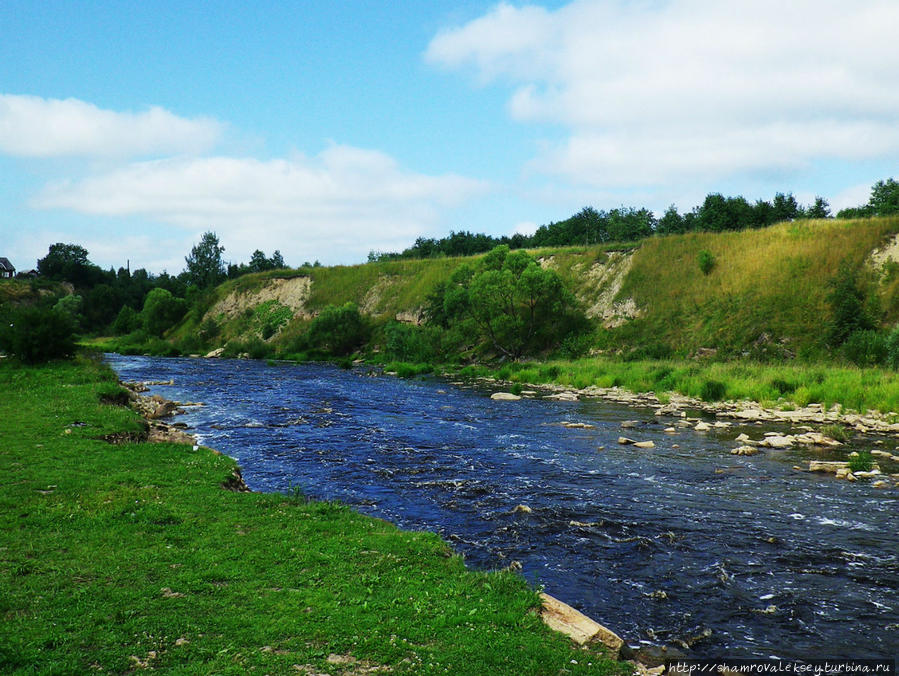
205,277,312,321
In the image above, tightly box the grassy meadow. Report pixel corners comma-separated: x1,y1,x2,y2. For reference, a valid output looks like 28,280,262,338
0,355,626,675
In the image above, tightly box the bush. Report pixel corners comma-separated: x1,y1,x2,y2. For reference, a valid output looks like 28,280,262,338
848,451,873,473
698,250,716,275
0,305,77,364
842,330,888,366
198,317,220,343
700,379,727,401
142,288,187,337
306,303,369,356
111,305,141,335
383,322,439,363
826,262,873,347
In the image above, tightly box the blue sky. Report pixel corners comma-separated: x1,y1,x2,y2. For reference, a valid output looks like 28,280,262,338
2,1,898,274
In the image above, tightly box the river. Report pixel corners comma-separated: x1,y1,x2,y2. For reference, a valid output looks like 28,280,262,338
106,354,899,659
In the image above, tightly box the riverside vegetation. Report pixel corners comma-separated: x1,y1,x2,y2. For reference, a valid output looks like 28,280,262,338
0,355,627,674
58,214,899,416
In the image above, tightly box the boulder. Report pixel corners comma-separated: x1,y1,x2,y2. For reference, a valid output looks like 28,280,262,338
759,435,794,449
694,422,712,432
205,347,225,358
490,392,521,401
512,504,532,514
731,446,759,456
539,592,624,656
621,420,640,429
618,437,636,445
809,460,850,473
563,422,595,429
872,480,890,489
634,441,655,449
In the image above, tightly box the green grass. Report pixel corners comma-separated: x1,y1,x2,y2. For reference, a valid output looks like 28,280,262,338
459,356,899,414
0,355,625,675
615,217,899,355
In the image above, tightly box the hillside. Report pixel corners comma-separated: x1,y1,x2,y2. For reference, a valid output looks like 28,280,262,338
166,216,899,361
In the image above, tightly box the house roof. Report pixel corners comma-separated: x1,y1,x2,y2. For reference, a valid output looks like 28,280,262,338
0,257,15,272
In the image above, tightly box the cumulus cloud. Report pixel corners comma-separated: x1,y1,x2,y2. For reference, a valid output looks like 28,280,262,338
0,94,222,158
427,0,899,186
33,146,488,265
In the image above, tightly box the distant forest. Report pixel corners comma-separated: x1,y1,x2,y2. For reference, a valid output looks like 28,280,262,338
369,178,899,261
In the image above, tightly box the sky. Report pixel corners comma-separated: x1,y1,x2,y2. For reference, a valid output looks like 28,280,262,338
2,0,899,274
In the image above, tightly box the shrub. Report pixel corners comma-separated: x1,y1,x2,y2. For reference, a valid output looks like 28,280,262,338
698,250,716,275
821,423,850,443
700,379,727,401
842,330,888,367
848,451,873,473
769,378,797,396
142,288,187,337
198,317,220,343
306,303,369,356
383,321,438,362
0,305,76,364
111,305,140,335
826,262,873,347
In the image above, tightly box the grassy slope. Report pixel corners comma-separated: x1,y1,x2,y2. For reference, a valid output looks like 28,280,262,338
0,356,624,675
615,217,899,354
170,217,899,359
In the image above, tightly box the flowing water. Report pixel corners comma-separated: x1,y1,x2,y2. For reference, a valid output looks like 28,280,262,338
106,355,899,659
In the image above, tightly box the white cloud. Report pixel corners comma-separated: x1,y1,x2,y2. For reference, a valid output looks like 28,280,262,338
427,0,899,187
511,220,537,236
32,146,489,265
0,94,222,158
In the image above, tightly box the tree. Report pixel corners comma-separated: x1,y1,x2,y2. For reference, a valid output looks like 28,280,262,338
805,196,831,219
435,245,585,358
869,178,899,216
37,243,89,278
306,303,369,355
184,232,225,288
0,305,76,363
826,262,873,347
771,192,800,222
141,288,186,337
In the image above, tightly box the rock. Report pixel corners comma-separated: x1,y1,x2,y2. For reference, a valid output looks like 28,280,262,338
618,437,636,445
621,420,640,429
512,504,532,514
809,460,850,473
205,347,225,358
713,421,732,428
664,427,677,434
871,450,893,458
539,592,624,656
694,422,712,432
563,422,595,429
148,401,178,420
759,435,794,449
854,470,881,479
835,467,851,479
735,433,752,443
547,391,579,401
490,392,521,401
731,446,759,456
872,480,890,489
634,441,655,449
846,472,858,482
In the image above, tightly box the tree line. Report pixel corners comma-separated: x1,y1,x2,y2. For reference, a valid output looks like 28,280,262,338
369,178,899,262
5,234,287,337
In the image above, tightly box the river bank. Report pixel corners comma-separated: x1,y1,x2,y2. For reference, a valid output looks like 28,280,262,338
1,355,633,675
106,354,899,658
